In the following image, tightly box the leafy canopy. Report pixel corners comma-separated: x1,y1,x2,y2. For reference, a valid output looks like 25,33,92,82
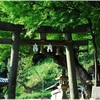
0,1,100,65
1,1,100,98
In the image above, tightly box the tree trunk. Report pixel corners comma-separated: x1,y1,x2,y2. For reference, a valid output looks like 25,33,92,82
74,54,92,98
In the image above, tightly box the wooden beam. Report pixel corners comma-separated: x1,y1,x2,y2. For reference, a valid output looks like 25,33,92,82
79,49,88,52
0,38,12,44
35,26,70,33
8,32,20,99
20,40,88,46
72,23,90,33
35,23,89,34
0,21,89,33
73,40,88,46
0,38,88,46
40,32,46,40
65,32,79,99
0,21,24,32
20,39,72,46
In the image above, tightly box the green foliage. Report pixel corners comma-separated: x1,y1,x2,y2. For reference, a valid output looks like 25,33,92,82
0,1,100,46
16,57,60,99
0,44,11,73
0,1,99,31
0,1,100,99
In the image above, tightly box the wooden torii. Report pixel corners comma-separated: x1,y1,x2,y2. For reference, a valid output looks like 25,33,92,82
0,21,89,99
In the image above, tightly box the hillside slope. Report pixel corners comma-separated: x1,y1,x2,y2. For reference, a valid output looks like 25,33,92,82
16,57,61,99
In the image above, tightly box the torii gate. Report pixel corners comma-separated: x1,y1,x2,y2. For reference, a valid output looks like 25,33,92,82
0,21,89,99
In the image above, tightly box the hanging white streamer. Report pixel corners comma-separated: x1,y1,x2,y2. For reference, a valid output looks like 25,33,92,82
33,43,38,52
47,44,53,52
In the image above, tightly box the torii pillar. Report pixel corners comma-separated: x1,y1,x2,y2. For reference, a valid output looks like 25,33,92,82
8,31,20,99
0,22,24,99
65,32,79,99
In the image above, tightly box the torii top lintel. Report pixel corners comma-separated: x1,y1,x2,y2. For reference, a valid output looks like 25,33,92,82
0,21,24,32
0,21,89,34
35,23,90,34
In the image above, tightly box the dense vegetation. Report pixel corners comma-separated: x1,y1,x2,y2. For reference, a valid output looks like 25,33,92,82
16,57,61,99
0,1,100,99
1,56,61,99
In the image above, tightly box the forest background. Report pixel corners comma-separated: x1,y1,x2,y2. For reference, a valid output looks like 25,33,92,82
0,1,100,99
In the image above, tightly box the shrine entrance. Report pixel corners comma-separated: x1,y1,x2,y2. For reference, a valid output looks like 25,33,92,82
0,21,89,99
